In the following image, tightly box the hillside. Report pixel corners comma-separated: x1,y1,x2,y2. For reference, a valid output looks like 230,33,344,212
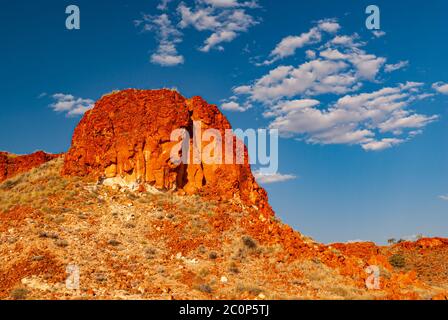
0,89,447,300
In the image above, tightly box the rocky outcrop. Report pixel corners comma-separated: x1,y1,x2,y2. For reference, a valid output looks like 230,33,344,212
0,151,60,183
62,89,271,211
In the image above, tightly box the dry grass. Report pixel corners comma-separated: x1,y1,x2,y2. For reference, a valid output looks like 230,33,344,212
1,157,444,300
0,157,83,212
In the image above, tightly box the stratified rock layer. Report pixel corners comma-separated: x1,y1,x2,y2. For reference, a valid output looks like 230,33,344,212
62,89,271,212
0,151,60,183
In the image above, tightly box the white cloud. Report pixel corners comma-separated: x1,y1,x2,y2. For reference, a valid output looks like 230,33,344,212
137,1,260,65
320,48,349,60
50,93,94,117
348,50,385,80
432,82,448,95
254,171,297,184
178,2,259,52
439,195,448,201
260,19,340,65
330,34,364,47
372,30,386,38
235,59,360,103
223,18,439,151
263,99,320,117
385,60,409,73
151,42,185,66
266,83,437,150
221,101,246,112
378,112,438,133
361,138,404,151
201,0,259,8
318,19,341,33
157,0,172,11
305,50,316,59
237,43,389,103
136,14,184,67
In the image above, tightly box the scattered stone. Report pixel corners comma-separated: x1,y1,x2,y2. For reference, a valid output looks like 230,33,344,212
39,231,59,239
108,239,121,246
55,239,69,247
94,273,107,282
32,255,44,261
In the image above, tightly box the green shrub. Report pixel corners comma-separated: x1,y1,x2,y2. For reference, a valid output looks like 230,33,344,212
389,254,406,268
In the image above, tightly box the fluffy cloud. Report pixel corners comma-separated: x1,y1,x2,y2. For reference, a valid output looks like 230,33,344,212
233,34,391,105
265,82,437,150
138,0,260,65
201,0,259,8
385,60,409,73
157,0,173,11
432,82,448,94
222,18,439,151
221,101,246,111
234,55,378,103
260,19,340,65
361,138,404,151
178,2,259,52
50,93,94,117
136,14,184,66
439,195,448,201
330,34,364,47
254,171,297,184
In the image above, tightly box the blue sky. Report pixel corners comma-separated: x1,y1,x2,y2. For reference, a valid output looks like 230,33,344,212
1,0,447,243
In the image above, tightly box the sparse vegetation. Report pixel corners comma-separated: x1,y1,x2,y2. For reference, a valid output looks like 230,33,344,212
242,236,257,249
236,284,263,296
197,283,213,294
209,252,218,260
389,254,406,268
0,152,446,301
55,239,69,247
387,238,397,245
229,262,239,274
0,157,77,212
10,288,29,300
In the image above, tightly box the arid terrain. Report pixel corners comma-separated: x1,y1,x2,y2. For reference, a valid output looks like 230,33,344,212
0,89,447,300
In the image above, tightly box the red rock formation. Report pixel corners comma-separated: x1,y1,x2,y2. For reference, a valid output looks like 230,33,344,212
0,151,60,183
62,89,271,211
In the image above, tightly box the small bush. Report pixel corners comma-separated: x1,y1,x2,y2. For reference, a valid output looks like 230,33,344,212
197,284,213,294
229,262,239,274
55,239,69,248
10,288,29,300
236,285,263,296
242,236,257,249
389,254,406,268
209,252,218,260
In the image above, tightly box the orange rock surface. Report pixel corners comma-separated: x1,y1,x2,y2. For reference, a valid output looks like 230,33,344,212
0,151,60,183
62,89,271,211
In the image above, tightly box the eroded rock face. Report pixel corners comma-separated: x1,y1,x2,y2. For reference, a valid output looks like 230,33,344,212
0,151,60,183
62,89,271,211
